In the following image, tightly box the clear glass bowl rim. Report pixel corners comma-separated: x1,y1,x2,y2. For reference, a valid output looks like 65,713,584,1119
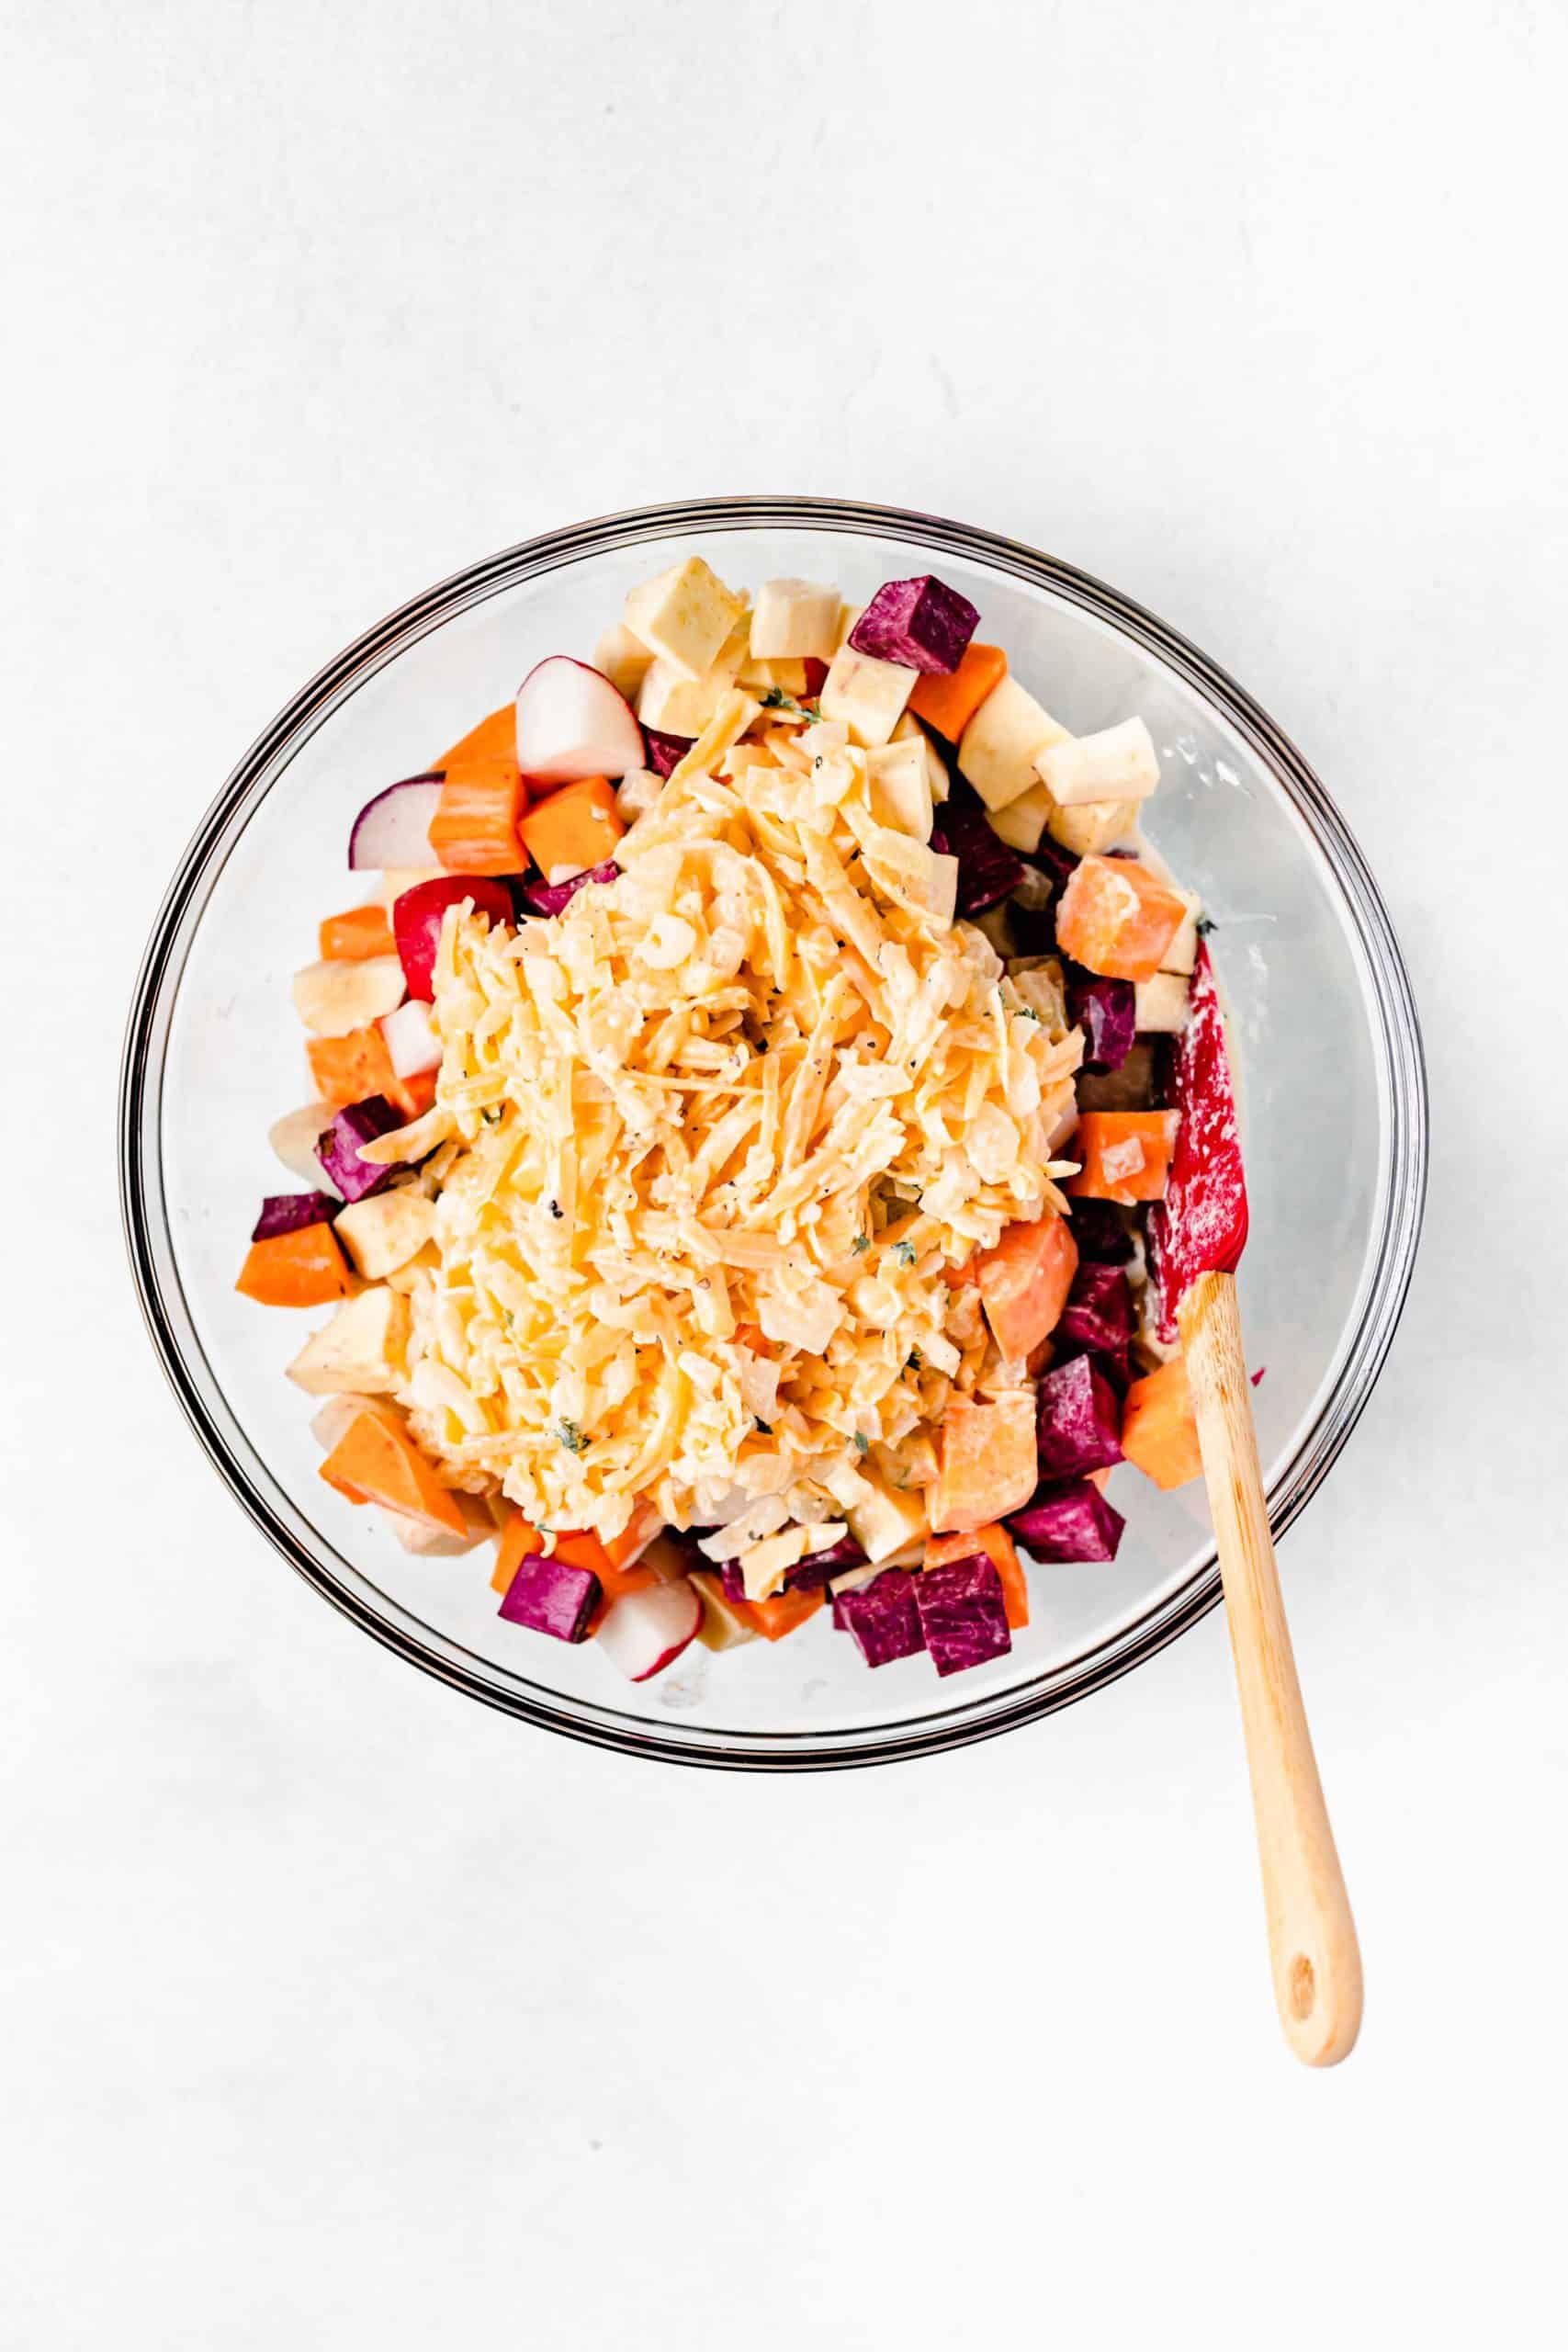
118,494,1428,1770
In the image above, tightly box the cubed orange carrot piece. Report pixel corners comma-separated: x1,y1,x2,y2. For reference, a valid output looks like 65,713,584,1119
1121,1356,1204,1490
319,1408,468,1534
235,1223,354,1307
518,775,624,880
434,705,517,773
931,1391,1038,1532
1055,854,1189,982
728,1585,824,1643
429,763,526,874
491,1506,659,1604
319,904,396,960
926,1521,1029,1630
975,1214,1078,1360
307,1027,430,1121
909,642,1008,741
1067,1111,1181,1205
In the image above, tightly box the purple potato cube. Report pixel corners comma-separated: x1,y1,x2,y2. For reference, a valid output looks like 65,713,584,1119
912,1555,1012,1677
848,575,979,674
251,1191,340,1242
785,1533,867,1590
1035,1354,1123,1477
314,1096,405,1203
929,790,1025,915
643,727,694,778
498,1552,600,1643
1008,1479,1126,1563
1066,968,1136,1072
1056,1262,1134,1365
835,1568,927,1667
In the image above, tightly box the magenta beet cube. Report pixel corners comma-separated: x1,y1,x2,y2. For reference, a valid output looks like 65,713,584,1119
643,727,694,778
929,792,1025,914
314,1097,404,1203
519,860,620,918
1008,1480,1125,1563
913,1555,1011,1677
1035,1354,1123,1477
1056,1263,1134,1366
251,1191,339,1242
835,1568,927,1667
498,1552,600,1643
848,574,979,674
1066,969,1136,1072
1065,1199,1135,1265
785,1533,867,1591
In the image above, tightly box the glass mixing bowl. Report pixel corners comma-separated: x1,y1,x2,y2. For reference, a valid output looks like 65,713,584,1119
119,497,1427,1768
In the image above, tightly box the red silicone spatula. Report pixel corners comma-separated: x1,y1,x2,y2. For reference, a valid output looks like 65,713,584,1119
1149,947,1363,2065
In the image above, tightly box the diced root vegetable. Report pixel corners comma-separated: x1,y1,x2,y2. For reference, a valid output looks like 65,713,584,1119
251,1191,338,1242
975,1215,1079,1362
927,1521,1029,1631
433,704,517,774
1008,1480,1126,1562
236,1223,354,1307
1035,717,1160,807
315,1097,405,1201
623,557,747,681
909,641,1007,742
307,1025,429,1122
429,761,526,874
513,656,645,786
1066,969,1136,1072
1043,797,1139,857
1134,969,1191,1034
750,577,840,661
985,783,1052,853
1075,1039,1157,1115
1055,854,1189,981
332,1183,437,1279
1056,1261,1134,1368
286,1285,411,1395
1066,1198,1137,1264
931,1390,1039,1531
691,1568,761,1650
518,860,620,919
1034,1354,1123,1478
518,775,624,880
391,875,514,1001
319,905,396,961
1121,1355,1205,1490
914,1555,1012,1676
848,574,979,674
833,1568,926,1666
643,727,694,779
593,623,655,704
594,1578,703,1679
929,792,1024,914
957,675,1068,809
1068,1110,1181,1204
498,1552,601,1643
318,1407,468,1534
348,775,444,870
818,641,917,747
864,736,934,842
291,954,406,1038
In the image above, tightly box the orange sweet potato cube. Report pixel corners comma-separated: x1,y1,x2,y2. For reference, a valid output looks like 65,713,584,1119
1055,855,1189,981
931,1392,1038,1532
975,1215,1078,1361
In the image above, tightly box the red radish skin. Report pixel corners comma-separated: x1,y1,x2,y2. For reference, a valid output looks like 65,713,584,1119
391,876,513,1001
347,775,444,871
515,657,645,786
594,1579,702,1680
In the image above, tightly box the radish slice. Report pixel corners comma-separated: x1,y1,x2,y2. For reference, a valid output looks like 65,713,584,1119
595,1579,703,1681
348,775,444,870
514,657,644,784
380,998,442,1079
270,1102,341,1194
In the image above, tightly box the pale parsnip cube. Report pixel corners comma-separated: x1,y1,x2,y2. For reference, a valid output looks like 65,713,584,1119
290,956,406,1037
637,655,735,735
986,781,1052,854
835,602,863,649
287,1287,411,1396
847,1476,931,1565
750,577,840,661
593,621,654,704
891,709,950,803
958,675,1070,808
864,735,934,842
1035,716,1161,807
737,652,808,695
333,1185,438,1280
1134,970,1192,1033
1158,885,1203,975
623,557,746,681
818,640,917,747
1043,795,1140,856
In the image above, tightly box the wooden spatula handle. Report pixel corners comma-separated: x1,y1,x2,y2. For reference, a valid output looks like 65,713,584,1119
1178,1271,1363,2065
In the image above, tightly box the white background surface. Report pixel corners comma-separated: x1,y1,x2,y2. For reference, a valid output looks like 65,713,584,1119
5,3,1565,2345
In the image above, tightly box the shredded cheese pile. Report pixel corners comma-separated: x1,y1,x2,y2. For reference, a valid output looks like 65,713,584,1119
392,693,1081,1542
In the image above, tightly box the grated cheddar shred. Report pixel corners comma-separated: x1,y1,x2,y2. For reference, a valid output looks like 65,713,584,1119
393,695,1081,1542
